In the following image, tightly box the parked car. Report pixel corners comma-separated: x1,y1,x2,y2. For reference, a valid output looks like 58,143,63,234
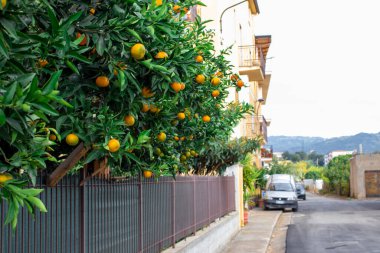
263,174,298,212
295,183,306,200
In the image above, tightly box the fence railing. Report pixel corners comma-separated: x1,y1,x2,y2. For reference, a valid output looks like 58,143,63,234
0,175,235,253
238,45,266,75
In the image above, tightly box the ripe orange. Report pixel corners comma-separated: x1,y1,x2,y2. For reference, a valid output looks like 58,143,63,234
38,59,48,68
143,170,153,178
180,136,186,141
180,83,186,90
174,136,180,141
124,115,135,126
141,103,150,113
1,0,6,8
154,0,162,6
155,51,168,59
142,87,154,98
215,71,223,77
89,8,96,15
230,74,239,81
131,43,146,60
183,7,189,13
177,112,186,120
173,5,181,13
195,55,203,63
211,77,220,86
237,80,244,88
66,133,79,146
157,132,166,142
171,82,182,93
113,69,119,76
0,173,12,184
96,76,110,88
212,90,220,97
195,74,205,84
108,139,120,152
76,32,87,46
49,134,57,141
202,115,211,123
149,104,159,113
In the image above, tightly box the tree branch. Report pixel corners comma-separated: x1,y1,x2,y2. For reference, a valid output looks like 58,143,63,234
47,142,90,187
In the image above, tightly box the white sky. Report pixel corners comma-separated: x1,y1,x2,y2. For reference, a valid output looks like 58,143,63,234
254,0,380,138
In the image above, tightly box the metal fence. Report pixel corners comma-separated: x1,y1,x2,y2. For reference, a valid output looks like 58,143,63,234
0,175,235,253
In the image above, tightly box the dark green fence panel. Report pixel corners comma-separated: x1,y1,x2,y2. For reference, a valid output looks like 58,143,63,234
0,175,235,253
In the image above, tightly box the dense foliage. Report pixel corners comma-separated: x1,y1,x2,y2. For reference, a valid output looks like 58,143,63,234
324,155,351,196
0,0,257,228
282,151,325,166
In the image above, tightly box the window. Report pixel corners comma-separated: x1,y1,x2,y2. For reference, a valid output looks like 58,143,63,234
268,183,294,192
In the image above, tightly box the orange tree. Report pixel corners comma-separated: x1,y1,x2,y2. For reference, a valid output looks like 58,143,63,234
0,0,257,227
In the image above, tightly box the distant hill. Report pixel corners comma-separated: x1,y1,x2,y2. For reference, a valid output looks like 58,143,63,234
268,132,380,154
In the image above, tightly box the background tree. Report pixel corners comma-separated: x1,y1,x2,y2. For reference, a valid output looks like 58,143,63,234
324,155,351,196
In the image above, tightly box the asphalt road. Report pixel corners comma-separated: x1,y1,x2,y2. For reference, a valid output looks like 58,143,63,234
286,193,380,253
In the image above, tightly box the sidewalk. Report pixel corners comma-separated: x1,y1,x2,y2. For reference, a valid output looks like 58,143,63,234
222,209,282,253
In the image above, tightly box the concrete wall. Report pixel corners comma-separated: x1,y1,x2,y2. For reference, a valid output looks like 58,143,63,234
224,164,244,227
162,212,240,253
350,154,380,199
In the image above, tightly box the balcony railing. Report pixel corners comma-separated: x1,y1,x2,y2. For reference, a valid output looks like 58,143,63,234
238,45,266,75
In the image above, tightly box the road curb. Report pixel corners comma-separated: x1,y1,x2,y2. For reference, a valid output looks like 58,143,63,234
264,211,282,253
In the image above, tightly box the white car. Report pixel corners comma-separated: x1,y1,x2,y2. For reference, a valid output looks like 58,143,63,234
263,174,298,212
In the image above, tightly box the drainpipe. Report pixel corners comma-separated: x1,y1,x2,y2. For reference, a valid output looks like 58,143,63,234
219,0,248,45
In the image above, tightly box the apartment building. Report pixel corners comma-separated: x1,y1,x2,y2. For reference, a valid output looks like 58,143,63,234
197,0,272,168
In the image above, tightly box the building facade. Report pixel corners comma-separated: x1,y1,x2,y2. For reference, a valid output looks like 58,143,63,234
350,154,380,199
198,0,272,168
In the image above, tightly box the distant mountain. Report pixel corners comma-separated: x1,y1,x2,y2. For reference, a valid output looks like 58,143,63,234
268,132,380,154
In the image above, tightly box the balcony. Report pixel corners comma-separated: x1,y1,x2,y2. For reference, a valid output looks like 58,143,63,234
238,45,265,81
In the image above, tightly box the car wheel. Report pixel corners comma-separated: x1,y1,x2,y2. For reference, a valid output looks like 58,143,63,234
303,196,306,201
264,205,269,210
292,207,298,212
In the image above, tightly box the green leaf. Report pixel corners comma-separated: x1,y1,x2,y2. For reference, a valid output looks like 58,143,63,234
65,60,79,75
60,12,83,31
17,73,36,87
137,130,151,144
96,36,105,56
84,149,103,164
30,103,59,116
67,51,92,64
0,31,9,59
26,196,47,213
21,188,44,197
44,1,59,36
0,109,5,126
42,70,62,95
0,18,17,39
3,82,17,104
6,118,23,133
118,70,126,91
55,115,67,132
126,28,143,42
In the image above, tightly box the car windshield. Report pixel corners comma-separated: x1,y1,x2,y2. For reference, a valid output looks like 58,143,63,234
296,184,304,190
268,183,294,192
